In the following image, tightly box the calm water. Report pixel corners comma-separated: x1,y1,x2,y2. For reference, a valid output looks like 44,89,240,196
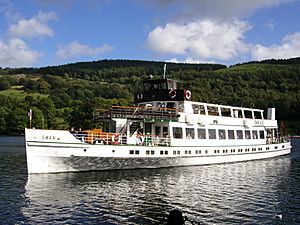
0,136,300,225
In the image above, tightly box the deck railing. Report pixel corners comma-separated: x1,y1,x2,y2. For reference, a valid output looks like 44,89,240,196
71,131,171,146
94,106,178,121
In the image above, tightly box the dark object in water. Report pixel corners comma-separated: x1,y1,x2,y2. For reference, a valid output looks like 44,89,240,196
167,209,184,225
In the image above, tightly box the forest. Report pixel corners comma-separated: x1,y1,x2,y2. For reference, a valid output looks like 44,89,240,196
0,58,299,134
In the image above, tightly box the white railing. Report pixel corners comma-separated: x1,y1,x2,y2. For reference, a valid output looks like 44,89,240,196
71,131,171,146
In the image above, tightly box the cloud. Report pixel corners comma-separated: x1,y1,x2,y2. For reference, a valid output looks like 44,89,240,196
251,32,300,60
56,41,114,59
147,19,250,61
0,38,40,67
168,57,215,64
8,11,57,39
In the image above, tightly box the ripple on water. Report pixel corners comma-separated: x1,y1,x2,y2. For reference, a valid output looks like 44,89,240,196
1,138,300,224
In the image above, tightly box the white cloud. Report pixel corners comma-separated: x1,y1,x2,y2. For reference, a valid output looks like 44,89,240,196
8,11,57,39
0,38,40,67
56,41,114,59
167,57,215,64
251,32,300,60
147,19,250,61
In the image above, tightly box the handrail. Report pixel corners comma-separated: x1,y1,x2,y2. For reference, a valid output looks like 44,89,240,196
71,131,171,146
111,105,177,111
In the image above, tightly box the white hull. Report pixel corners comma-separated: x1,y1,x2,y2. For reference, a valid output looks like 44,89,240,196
25,129,292,174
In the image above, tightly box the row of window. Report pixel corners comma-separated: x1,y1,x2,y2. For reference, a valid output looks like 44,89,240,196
192,104,263,119
172,127,265,140
129,145,283,155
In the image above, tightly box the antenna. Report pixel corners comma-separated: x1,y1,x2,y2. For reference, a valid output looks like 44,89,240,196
163,63,166,79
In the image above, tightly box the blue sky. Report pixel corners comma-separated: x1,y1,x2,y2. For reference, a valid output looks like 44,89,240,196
0,0,300,67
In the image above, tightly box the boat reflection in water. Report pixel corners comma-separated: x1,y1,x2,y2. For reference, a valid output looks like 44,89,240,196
23,156,292,224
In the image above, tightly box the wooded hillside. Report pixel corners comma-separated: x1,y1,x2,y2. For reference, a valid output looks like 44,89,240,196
0,58,299,134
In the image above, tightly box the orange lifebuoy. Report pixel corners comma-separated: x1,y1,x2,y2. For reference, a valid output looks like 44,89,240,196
185,90,191,100
111,134,120,144
169,89,176,98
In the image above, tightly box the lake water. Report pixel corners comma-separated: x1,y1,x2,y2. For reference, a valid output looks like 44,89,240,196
0,136,300,225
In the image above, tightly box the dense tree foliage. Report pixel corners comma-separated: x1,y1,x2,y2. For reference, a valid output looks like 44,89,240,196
0,58,299,134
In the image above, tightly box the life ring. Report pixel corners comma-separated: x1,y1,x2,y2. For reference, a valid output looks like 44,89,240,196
136,134,144,145
169,89,176,98
137,93,143,100
111,134,120,144
185,90,191,100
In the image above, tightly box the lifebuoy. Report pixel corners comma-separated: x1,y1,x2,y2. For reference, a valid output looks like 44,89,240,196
111,134,120,144
137,93,143,100
185,90,191,100
169,89,176,98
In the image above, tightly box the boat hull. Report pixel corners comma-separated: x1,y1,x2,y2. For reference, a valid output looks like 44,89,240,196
25,129,292,173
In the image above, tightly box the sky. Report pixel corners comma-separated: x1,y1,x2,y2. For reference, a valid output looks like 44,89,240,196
0,0,300,68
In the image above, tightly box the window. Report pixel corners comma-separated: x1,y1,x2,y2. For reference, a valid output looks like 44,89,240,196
220,108,232,117
146,150,150,155
156,102,165,108
237,130,243,139
198,128,206,139
207,106,219,116
245,130,251,139
173,150,177,155
163,127,168,137
173,127,183,139
151,150,155,155
192,104,200,114
178,103,184,112
209,129,216,139
233,109,243,118
130,150,134,154
252,130,258,139
135,150,140,155
160,151,164,155
177,150,180,155
166,102,176,109
165,151,168,155
155,126,161,136
259,130,265,139
228,130,235,139
218,129,226,139
186,128,195,139
199,105,206,115
244,110,253,119
254,111,262,119
205,150,208,154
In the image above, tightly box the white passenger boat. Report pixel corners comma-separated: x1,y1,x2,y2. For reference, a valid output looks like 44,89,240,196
25,77,291,174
